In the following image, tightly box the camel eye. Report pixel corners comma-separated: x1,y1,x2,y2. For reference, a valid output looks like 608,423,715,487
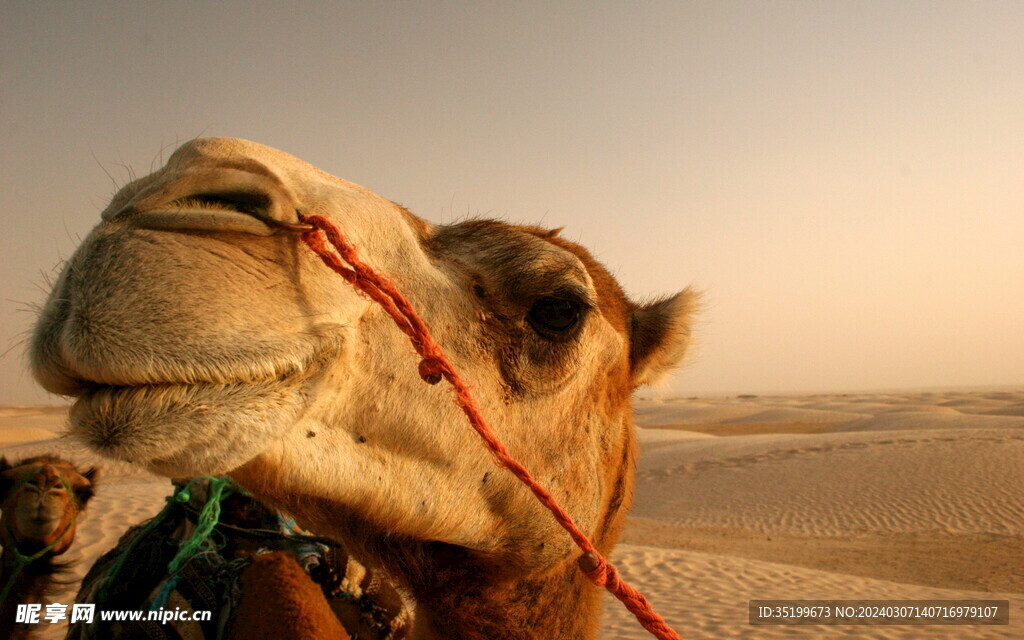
527,297,582,338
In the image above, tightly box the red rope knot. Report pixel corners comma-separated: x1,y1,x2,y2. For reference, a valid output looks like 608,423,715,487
578,551,620,588
418,356,447,385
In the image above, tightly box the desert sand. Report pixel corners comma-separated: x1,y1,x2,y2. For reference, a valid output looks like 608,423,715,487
2,389,1022,639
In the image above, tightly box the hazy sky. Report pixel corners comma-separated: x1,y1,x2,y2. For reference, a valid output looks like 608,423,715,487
2,1,1022,404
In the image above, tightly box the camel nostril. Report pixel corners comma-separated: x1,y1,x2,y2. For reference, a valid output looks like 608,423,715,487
162,191,311,232
108,162,310,235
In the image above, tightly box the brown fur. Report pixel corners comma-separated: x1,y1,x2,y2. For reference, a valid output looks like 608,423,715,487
225,552,350,640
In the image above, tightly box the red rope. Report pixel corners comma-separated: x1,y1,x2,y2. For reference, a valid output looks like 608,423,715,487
300,215,684,640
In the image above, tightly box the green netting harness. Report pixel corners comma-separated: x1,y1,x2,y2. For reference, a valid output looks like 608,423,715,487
94,475,235,608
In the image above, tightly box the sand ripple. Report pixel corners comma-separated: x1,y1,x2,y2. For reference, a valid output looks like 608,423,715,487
634,429,1024,536
601,545,1024,639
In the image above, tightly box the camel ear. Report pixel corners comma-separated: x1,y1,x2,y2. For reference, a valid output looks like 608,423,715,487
75,467,100,505
629,288,698,387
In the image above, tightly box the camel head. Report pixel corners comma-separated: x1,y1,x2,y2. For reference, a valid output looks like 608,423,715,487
0,456,98,558
30,138,694,602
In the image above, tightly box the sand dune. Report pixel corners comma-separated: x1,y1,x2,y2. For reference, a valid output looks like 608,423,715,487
636,428,717,446
877,404,966,414
2,389,1022,639
982,392,1024,402
0,426,61,445
0,411,66,438
792,401,901,414
634,401,767,426
984,403,1024,417
0,406,68,419
938,397,1016,412
721,408,866,425
836,412,1024,433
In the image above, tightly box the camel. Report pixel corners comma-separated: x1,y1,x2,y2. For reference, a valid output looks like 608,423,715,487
30,137,696,639
0,455,98,640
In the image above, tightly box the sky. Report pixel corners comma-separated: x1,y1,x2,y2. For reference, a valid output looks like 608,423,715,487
1,1,1022,404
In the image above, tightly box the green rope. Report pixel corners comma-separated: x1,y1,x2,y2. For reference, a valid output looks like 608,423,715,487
165,476,233,575
95,476,235,607
94,475,234,610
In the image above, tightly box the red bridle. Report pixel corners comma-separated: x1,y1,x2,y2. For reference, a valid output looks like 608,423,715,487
299,214,684,640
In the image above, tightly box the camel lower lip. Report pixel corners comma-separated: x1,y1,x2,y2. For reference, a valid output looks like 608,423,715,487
68,375,308,475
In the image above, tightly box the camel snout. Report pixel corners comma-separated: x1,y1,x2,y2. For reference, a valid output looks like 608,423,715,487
104,161,307,236
36,464,61,484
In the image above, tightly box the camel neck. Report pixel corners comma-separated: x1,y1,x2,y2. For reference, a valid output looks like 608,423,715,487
407,551,602,640
0,550,55,599
0,552,59,640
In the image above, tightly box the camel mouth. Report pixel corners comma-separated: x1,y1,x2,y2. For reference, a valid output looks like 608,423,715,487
18,516,61,538
74,380,236,409
62,364,303,401
74,375,293,399
26,517,61,535
68,353,316,416
55,330,346,399
64,341,344,475
68,377,307,475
